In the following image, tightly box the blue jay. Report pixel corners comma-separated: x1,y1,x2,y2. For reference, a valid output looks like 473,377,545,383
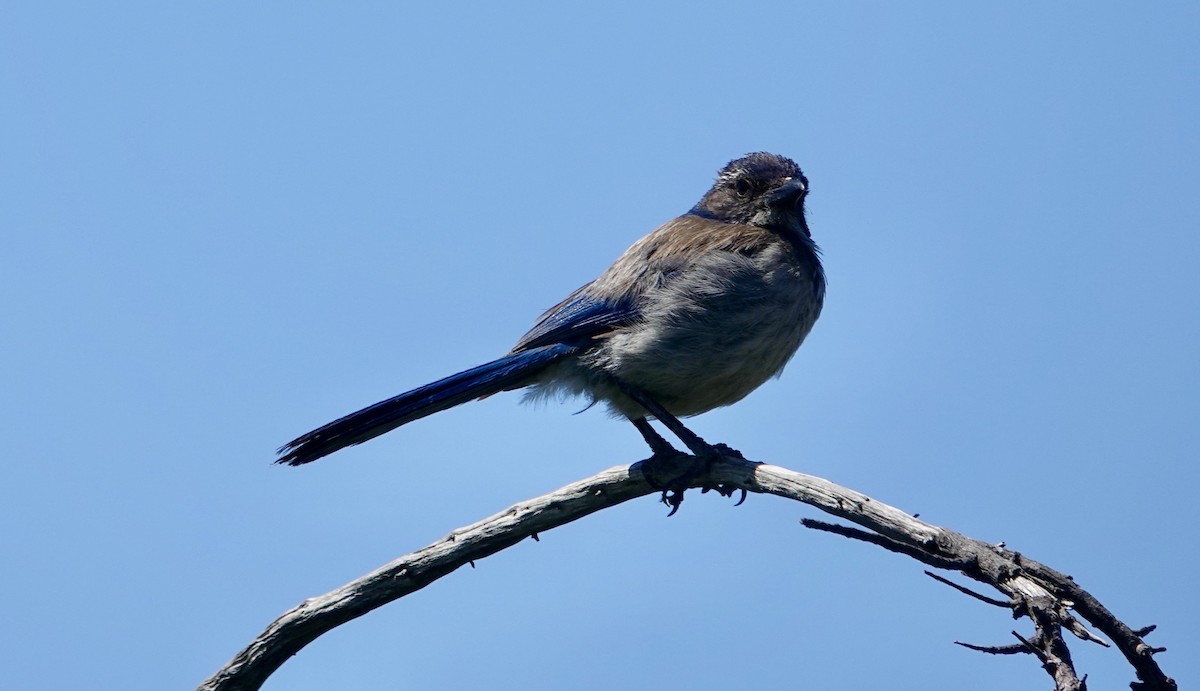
278,152,824,506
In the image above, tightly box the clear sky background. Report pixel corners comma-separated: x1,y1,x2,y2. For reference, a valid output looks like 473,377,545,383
2,3,1197,690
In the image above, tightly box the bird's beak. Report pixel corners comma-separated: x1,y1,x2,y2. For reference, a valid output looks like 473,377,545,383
766,178,807,208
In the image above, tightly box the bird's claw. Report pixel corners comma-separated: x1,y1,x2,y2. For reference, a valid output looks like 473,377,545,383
642,447,749,516
660,489,685,517
699,482,748,507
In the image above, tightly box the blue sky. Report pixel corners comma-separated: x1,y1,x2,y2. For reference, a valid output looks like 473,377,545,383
2,3,1197,689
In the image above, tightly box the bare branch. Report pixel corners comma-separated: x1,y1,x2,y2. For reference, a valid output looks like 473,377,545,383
1017,597,1087,691
198,461,662,691
727,462,1175,690
955,640,1029,655
198,454,1176,691
924,570,1011,608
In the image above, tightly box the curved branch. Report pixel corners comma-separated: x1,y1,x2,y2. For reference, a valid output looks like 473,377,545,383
198,455,1176,691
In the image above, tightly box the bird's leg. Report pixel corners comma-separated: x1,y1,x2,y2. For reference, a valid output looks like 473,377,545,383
618,383,713,455
631,417,681,457
630,417,692,515
618,382,747,514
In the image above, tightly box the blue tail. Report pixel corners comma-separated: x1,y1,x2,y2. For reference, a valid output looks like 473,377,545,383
276,343,575,465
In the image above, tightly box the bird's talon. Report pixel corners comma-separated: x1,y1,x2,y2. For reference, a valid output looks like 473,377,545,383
662,490,684,517
734,488,747,506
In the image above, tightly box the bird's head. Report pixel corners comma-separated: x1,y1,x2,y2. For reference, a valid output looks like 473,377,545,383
692,152,811,238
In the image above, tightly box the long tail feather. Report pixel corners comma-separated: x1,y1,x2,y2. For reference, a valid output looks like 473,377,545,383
276,343,574,465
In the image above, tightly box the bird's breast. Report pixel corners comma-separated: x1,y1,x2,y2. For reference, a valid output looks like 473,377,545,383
592,239,824,417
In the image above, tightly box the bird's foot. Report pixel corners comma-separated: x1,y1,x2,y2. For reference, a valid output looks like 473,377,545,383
624,393,747,512
641,443,748,516
696,445,748,507
641,449,695,517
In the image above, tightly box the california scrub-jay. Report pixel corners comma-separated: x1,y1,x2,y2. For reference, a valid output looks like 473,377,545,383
278,152,824,506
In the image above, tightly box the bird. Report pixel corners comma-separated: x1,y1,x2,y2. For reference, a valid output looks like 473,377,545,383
277,152,825,509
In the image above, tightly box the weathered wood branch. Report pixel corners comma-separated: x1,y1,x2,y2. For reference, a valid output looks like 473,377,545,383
198,455,1175,691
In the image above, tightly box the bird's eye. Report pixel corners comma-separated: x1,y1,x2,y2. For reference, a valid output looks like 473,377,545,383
734,178,753,198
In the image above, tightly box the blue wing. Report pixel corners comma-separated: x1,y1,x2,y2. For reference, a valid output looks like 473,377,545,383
513,288,639,352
